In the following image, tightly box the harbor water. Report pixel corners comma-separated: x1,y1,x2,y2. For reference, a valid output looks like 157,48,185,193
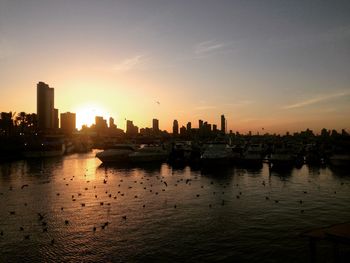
1,150,350,262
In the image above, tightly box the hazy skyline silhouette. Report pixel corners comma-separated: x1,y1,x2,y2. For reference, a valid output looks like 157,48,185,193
1,0,350,133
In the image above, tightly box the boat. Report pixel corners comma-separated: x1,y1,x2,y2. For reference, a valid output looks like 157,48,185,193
169,141,193,164
231,144,244,163
23,136,65,158
74,139,93,153
304,143,323,165
64,140,75,154
129,145,169,163
240,143,264,166
269,143,297,169
200,143,233,165
96,144,136,163
329,154,350,167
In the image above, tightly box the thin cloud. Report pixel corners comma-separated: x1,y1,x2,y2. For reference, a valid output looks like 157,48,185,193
195,40,225,54
113,54,148,72
194,40,234,57
283,91,350,109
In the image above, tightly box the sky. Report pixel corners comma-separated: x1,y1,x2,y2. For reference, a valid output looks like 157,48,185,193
0,0,350,133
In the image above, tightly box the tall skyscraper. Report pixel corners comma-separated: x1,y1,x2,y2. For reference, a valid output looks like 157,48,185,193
60,112,76,134
152,118,159,133
173,120,179,135
221,114,226,134
37,81,55,130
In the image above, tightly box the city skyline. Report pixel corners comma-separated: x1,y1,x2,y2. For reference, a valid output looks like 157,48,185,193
1,1,350,133
39,80,231,135
2,80,348,135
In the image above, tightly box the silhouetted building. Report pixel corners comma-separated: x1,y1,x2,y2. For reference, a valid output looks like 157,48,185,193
37,81,55,130
109,117,116,129
201,122,212,137
152,118,159,133
186,122,191,131
60,112,76,134
180,126,186,136
221,114,226,134
126,120,138,135
54,109,59,129
126,120,133,134
95,116,108,134
173,120,179,135
213,124,217,132
199,120,203,129
140,127,152,136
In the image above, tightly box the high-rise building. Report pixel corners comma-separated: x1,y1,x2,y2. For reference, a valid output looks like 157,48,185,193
95,116,108,131
37,81,55,130
213,124,217,132
60,112,76,134
126,120,138,135
152,118,159,133
173,120,179,135
180,126,186,136
53,108,59,129
221,114,226,134
186,122,191,131
199,120,203,129
126,120,133,134
109,117,116,129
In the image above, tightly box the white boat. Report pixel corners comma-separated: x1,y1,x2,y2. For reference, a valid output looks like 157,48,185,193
129,145,168,163
96,144,136,163
200,143,233,164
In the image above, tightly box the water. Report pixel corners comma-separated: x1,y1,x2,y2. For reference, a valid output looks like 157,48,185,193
1,150,349,262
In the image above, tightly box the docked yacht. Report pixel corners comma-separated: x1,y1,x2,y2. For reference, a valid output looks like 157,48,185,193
129,145,169,163
231,145,244,163
96,144,136,163
304,143,323,165
269,143,297,168
241,144,264,165
200,143,233,165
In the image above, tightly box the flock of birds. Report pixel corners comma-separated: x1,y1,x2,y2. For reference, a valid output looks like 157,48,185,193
0,161,348,248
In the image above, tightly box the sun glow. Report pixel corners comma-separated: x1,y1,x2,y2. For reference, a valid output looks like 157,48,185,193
75,105,109,130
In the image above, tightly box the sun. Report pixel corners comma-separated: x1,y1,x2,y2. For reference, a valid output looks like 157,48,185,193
75,105,109,130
